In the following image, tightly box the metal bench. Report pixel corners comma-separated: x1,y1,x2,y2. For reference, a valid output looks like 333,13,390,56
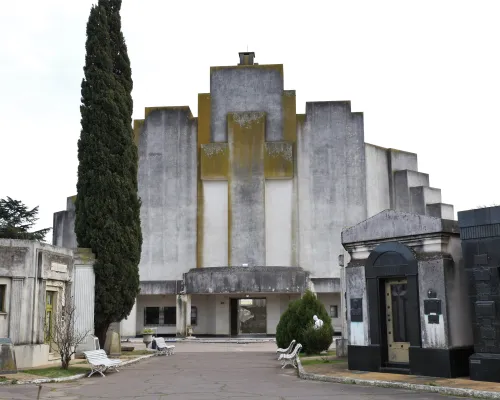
276,339,296,360
154,337,175,356
279,343,302,369
83,349,121,377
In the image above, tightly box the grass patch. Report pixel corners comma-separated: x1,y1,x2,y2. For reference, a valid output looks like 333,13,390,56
0,376,10,383
22,367,89,378
300,358,346,366
123,350,152,356
302,350,336,357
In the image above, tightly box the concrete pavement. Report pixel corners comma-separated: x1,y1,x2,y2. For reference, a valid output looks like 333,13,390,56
0,343,465,400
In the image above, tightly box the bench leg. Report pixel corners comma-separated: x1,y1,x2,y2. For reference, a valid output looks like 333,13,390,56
88,365,106,378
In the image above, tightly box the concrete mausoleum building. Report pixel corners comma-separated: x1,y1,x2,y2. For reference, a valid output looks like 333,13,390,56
53,52,454,338
0,239,95,368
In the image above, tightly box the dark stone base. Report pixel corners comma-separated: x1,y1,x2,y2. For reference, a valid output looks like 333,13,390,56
348,345,381,372
470,353,500,382
409,346,473,378
348,345,473,378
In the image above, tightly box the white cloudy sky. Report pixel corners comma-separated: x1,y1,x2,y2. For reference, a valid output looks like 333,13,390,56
1,0,499,238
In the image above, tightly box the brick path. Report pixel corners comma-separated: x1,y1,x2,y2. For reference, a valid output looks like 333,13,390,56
0,343,465,399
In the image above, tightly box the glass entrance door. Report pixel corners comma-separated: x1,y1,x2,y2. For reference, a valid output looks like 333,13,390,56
385,279,410,364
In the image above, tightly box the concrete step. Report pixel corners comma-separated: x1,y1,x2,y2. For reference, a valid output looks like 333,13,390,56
393,170,430,212
410,186,442,215
426,203,455,220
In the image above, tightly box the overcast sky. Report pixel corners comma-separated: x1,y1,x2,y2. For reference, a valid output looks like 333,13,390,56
1,0,499,240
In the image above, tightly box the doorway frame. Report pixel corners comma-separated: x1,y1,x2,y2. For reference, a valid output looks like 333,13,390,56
365,242,421,368
229,296,267,336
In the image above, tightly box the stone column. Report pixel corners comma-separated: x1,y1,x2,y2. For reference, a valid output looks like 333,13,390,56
176,294,191,337
8,278,24,344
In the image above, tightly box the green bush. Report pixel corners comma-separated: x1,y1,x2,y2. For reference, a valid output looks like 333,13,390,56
302,324,334,355
276,290,334,354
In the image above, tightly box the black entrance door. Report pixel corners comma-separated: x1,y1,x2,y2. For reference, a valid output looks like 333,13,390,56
230,298,238,336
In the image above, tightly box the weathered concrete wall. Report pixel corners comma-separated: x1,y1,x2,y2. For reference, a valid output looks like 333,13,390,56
298,102,367,279
418,257,449,348
191,294,216,335
342,209,459,245
184,267,309,294
365,144,391,217
0,277,10,337
265,180,293,266
52,196,77,248
136,294,176,336
444,236,473,348
202,181,228,267
317,292,342,333
0,240,74,346
215,295,229,335
210,65,284,142
227,112,266,266
266,294,281,335
138,108,197,281
346,265,369,346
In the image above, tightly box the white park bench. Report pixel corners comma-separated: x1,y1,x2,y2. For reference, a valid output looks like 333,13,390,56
154,337,175,356
279,343,302,369
276,339,296,360
83,349,121,377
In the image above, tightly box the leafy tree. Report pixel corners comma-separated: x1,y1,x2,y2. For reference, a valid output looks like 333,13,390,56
0,197,51,241
75,3,141,346
276,290,334,354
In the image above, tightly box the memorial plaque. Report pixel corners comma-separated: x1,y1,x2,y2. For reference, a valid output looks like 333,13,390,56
476,301,496,318
424,299,442,315
475,254,489,266
474,268,491,281
350,298,363,322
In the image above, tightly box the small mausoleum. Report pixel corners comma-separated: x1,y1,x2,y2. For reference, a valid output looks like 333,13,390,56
0,239,95,368
341,210,474,378
458,205,500,382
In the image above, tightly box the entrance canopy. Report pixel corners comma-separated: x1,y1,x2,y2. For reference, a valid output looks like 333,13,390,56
184,266,309,294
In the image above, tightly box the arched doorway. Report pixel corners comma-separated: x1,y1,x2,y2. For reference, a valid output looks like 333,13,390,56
365,242,421,372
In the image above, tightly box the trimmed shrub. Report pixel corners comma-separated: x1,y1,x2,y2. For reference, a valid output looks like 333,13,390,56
276,290,334,354
302,324,334,355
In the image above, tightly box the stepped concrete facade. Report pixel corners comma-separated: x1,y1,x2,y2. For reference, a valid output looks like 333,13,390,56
53,52,454,337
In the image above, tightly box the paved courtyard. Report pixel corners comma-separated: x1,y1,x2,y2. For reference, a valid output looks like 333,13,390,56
0,342,464,400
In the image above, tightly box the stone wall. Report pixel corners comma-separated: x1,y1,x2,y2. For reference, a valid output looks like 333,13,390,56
297,102,367,279
137,107,198,281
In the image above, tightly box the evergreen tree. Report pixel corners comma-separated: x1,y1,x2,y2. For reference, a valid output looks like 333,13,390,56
76,4,141,346
0,197,50,241
276,290,334,354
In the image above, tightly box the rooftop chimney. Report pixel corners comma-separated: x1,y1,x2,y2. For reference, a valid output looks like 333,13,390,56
238,52,256,66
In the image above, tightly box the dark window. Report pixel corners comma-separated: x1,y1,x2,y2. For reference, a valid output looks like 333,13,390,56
330,305,338,318
391,284,408,342
0,285,5,312
164,307,176,325
144,307,160,325
191,306,197,326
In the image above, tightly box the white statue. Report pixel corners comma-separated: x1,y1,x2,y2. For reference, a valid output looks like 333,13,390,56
313,315,324,330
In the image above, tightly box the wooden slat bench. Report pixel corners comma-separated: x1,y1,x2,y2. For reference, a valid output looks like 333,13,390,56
153,337,175,356
279,343,302,369
276,339,296,360
83,349,121,377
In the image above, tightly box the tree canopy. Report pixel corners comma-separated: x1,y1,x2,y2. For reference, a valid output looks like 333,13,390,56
0,197,51,241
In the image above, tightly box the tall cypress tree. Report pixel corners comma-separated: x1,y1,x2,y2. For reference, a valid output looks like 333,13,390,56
76,3,141,346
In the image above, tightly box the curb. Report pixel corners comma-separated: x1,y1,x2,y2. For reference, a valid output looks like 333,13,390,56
8,354,156,386
296,357,500,399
